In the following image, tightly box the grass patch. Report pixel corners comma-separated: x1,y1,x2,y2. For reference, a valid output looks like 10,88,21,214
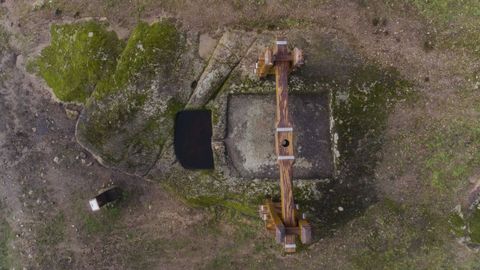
0,25,9,52
200,213,277,270
405,0,480,57
37,212,66,246
450,206,480,245
351,199,456,269
422,119,480,193
469,208,480,243
0,214,16,270
83,206,122,235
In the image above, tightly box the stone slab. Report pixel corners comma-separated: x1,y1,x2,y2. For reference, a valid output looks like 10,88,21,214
225,93,333,179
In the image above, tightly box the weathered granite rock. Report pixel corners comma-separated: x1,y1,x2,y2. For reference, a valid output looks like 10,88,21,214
36,21,410,219
151,30,410,218
76,21,204,176
186,31,256,108
225,93,333,179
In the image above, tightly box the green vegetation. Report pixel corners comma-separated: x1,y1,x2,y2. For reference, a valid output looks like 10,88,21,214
35,21,123,103
37,212,66,246
332,66,411,174
422,119,480,192
93,21,181,99
59,21,186,171
80,21,183,161
0,25,9,52
201,213,277,270
0,213,16,270
405,0,480,56
450,206,480,244
83,206,122,235
469,208,480,243
351,199,455,269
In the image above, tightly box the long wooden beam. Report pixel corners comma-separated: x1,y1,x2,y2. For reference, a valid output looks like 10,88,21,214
274,37,297,253
256,37,308,253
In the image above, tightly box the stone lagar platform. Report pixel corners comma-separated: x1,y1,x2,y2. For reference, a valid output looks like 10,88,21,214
225,92,333,179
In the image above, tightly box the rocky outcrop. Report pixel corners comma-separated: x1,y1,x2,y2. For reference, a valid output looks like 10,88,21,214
35,21,410,219
75,21,203,176
186,31,256,108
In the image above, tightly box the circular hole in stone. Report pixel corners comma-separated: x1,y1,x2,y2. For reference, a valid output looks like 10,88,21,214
281,139,289,147
190,80,198,89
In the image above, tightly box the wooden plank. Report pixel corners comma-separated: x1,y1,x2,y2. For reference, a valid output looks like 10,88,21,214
299,219,312,244
292,47,304,69
264,47,273,67
266,200,285,244
257,54,275,78
272,203,300,220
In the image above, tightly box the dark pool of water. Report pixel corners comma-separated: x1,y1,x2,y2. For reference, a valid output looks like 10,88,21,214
174,110,214,170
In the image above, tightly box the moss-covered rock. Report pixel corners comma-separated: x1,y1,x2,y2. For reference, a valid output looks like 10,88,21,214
37,21,411,236
35,21,123,103
147,32,412,231
93,21,181,100
449,205,480,248
76,20,202,176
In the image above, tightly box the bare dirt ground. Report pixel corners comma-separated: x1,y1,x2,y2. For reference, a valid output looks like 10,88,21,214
1,0,480,269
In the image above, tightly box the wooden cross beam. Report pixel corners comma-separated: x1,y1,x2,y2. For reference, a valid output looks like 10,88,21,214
255,38,311,253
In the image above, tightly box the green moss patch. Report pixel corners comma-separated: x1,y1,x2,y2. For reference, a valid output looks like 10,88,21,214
449,206,480,245
73,21,185,174
93,21,181,99
332,66,412,174
35,21,123,103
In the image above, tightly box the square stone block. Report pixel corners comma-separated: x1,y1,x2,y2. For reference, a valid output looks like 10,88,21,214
225,93,333,179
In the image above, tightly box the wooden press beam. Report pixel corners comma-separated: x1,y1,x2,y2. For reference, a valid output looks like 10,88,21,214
255,37,308,253
274,37,297,253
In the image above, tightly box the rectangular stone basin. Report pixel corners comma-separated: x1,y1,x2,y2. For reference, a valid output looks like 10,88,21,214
225,93,333,179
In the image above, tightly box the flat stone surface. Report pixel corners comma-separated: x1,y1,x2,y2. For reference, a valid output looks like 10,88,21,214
225,93,333,179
